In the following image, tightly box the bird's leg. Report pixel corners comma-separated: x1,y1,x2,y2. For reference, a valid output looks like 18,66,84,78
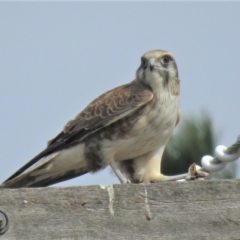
110,162,131,184
156,163,209,182
133,150,209,183
185,163,209,180
161,174,188,181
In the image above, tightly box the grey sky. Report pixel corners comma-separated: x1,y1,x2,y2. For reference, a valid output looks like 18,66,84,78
0,3,240,186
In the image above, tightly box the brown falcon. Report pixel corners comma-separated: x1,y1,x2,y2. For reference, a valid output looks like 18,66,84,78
0,49,180,188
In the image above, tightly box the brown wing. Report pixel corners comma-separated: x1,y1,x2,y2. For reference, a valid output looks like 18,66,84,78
48,80,153,145
3,80,153,183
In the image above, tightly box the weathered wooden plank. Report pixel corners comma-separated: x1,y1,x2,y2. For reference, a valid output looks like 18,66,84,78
0,180,240,239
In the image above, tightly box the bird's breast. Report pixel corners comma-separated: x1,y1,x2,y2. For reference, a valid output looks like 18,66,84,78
101,92,179,161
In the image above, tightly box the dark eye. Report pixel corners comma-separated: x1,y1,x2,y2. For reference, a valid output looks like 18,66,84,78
141,57,147,68
162,56,170,64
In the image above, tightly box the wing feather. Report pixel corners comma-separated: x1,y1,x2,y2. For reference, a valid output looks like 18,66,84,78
49,81,153,145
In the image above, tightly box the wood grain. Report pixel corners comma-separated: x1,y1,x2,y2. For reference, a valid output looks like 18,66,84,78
1,180,240,239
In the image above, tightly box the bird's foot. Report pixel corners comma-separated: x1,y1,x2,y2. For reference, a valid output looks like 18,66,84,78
155,163,209,182
185,163,209,181
121,179,132,184
110,162,131,184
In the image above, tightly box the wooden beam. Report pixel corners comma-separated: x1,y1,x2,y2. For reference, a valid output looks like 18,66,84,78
1,180,240,239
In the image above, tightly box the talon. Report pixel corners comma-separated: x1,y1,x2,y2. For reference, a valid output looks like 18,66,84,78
186,163,209,180
122,179,131,184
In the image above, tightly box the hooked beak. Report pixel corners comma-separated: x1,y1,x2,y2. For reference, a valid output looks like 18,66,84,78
141,58,160,72
148,58,156,71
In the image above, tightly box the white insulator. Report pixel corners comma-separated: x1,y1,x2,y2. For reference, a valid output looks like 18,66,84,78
201,155,227,172
215,145,240,162
195,165,201,171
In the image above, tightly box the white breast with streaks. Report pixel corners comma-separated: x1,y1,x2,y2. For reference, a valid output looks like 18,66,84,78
102,90,179,161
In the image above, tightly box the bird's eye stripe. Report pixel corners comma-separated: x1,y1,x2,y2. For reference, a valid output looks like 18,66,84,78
141,58,147,67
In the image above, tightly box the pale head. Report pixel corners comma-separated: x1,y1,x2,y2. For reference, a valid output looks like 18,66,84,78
136,49,180,94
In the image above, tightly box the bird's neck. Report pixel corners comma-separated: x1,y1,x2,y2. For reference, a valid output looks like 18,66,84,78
151,78,180,97
166,77,180,96
140,71,180,96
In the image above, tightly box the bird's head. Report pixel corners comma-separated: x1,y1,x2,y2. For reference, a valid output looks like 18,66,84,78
136,49,180,93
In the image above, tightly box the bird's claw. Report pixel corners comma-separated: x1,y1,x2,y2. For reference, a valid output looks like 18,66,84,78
121,178,131,184
186,163,209,180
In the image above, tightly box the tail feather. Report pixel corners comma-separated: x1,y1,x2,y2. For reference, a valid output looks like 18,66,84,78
2,147,60,184
0,168,88,188
2,136,76,184
1,145,89,188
